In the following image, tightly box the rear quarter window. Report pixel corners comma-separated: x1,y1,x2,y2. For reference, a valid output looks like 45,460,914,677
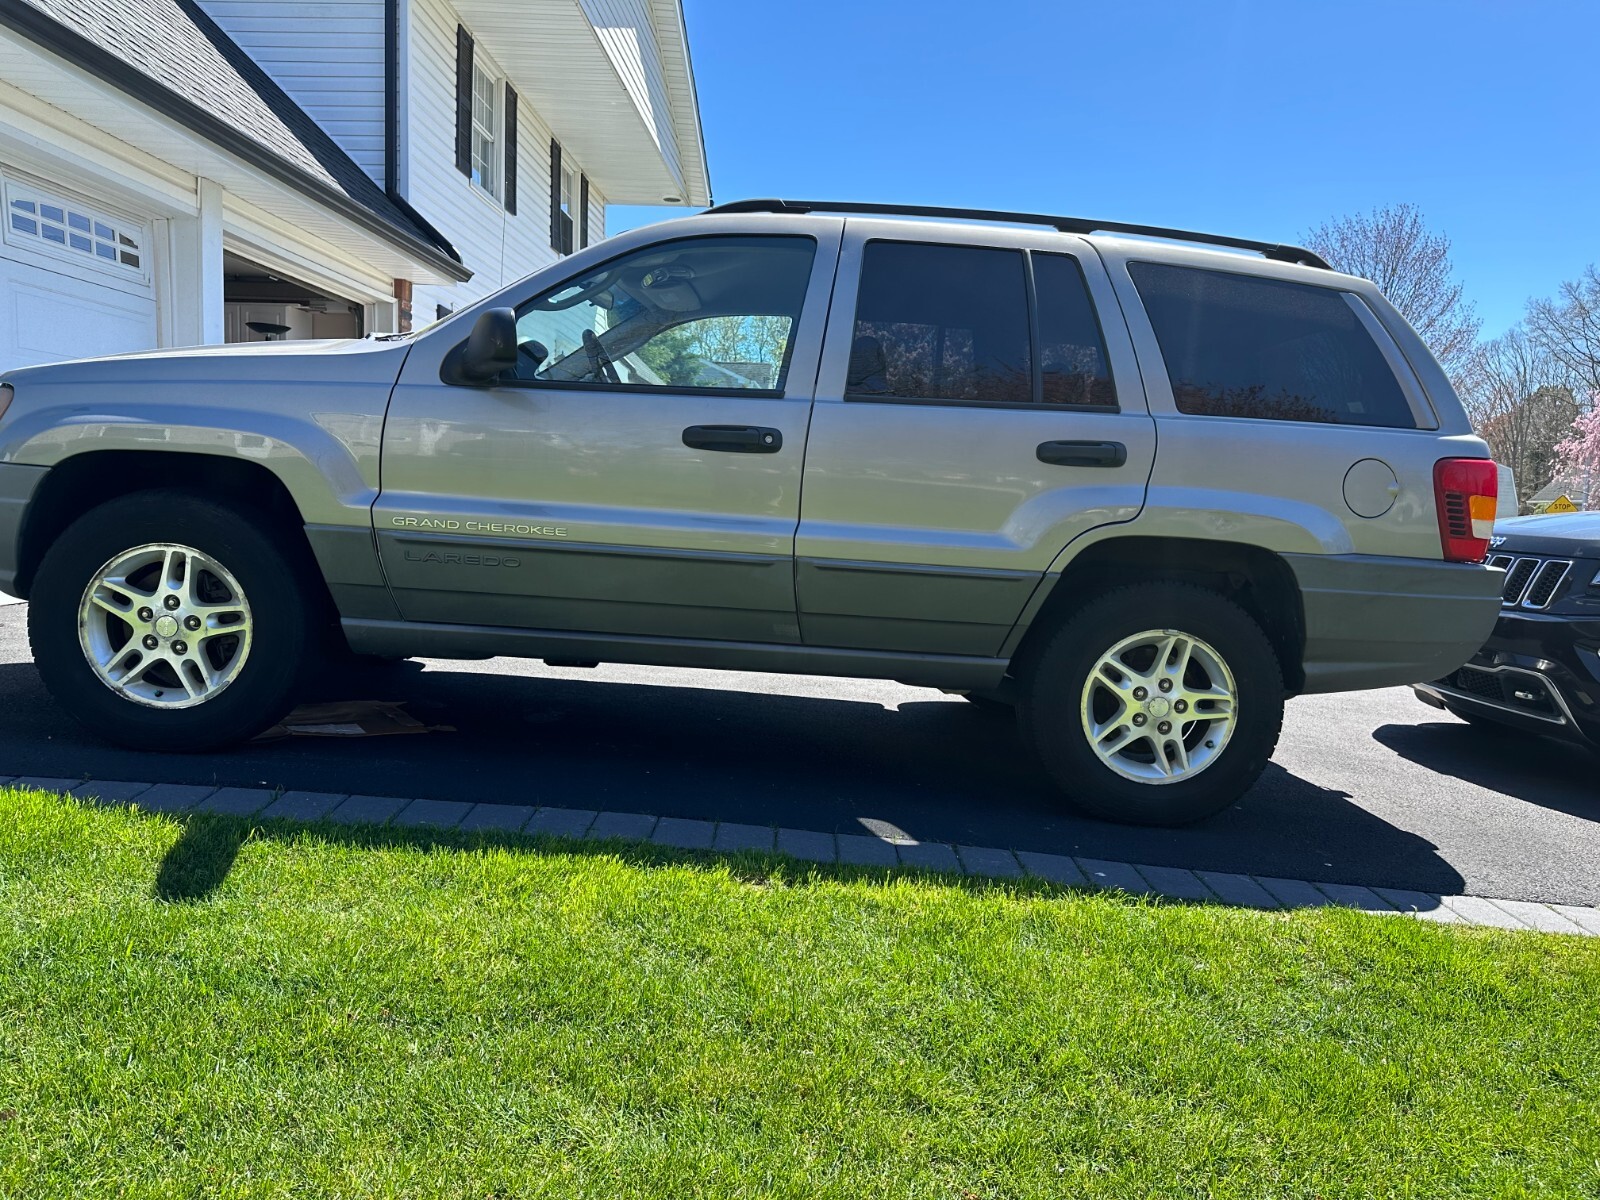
1128,261,1416,428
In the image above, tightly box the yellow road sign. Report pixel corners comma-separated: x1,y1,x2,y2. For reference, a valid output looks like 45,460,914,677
1545,495,1579,514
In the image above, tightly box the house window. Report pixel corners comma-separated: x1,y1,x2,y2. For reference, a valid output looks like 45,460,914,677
550,141,576,253
5,183,143,274
470,63,501,198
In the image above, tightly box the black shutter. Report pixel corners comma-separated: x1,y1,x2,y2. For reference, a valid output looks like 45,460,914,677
549,139,563,251
579,174,589,248
503,83,518,214
454,26,474,178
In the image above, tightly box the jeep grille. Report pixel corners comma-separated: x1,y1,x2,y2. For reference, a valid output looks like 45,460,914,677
1487,554,1572,609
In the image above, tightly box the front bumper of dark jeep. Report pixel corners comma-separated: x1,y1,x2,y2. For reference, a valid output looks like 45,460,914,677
1414,608,1600,747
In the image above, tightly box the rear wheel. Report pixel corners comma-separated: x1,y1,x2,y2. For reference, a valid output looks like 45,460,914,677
1020,583,1284,826
29,490,313,751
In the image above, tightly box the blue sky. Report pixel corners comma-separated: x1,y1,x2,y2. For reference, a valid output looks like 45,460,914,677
613,0,1598,339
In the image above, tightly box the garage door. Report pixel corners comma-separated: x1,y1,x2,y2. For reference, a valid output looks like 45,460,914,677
1,173,157,373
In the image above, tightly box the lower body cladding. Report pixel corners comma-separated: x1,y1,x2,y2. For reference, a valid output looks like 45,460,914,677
1286,553,1503,693
376,531,803,645
360,530,1020,689
341,533,1504,694
376,530,1040,657
1413,610,1600,747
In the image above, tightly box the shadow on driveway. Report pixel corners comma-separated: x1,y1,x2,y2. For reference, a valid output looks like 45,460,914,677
0,658,1467,896
1371,720,1600,824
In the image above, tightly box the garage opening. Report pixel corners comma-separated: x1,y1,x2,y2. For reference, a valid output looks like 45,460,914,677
223,252,363,342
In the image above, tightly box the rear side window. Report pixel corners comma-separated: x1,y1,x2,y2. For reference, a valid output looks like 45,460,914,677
1129,261,1415,428
848,242,1031,404
1035,253,1116,407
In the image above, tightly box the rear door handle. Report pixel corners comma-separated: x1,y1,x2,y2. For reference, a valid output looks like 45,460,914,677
1037,440,1127,468
682,425,783,454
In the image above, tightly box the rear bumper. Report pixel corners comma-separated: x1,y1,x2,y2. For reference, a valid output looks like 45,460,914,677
1286,553,1501,694
0,462,47,599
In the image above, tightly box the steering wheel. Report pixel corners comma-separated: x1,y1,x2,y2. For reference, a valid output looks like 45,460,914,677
582,329,621,385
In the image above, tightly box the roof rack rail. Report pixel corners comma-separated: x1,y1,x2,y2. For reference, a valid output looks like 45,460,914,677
702,199,1332,270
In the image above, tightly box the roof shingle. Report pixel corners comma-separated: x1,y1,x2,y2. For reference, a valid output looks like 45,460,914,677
9,0,463,272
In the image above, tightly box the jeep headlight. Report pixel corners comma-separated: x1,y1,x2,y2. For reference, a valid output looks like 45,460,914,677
0,384,11,422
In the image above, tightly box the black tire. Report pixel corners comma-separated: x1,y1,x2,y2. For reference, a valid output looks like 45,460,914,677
1019,583,1284,826
29,490,313,751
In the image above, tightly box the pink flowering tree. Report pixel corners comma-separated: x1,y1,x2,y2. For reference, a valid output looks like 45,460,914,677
1551,402,1600,508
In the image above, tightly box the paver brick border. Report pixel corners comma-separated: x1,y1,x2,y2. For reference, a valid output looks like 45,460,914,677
5,774,1597,936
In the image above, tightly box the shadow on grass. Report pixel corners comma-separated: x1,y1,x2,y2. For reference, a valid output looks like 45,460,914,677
154,815,251,902
131,802,1472,927
147,808,1062,906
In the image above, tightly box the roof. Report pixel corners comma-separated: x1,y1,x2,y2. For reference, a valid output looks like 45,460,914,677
705,200,1330,269
1530,478,1592,505
1,0,469,281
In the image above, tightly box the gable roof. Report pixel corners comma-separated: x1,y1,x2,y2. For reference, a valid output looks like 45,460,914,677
1,0,470,281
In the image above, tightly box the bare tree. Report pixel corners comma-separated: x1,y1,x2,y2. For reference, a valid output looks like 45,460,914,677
1459,327,1577,502
1525,265,1600,402
1303,204,1481,378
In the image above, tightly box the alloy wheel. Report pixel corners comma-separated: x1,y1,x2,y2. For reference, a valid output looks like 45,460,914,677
77,542,253,708
1079,628,1238,784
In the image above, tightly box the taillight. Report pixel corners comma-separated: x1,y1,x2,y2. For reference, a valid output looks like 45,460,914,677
1434,458,1498,563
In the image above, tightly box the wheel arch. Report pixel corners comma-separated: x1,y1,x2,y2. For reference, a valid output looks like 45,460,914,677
1006,535,1306,693
15,450,321,601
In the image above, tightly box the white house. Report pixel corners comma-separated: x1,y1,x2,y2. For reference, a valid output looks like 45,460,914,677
0,0,710,372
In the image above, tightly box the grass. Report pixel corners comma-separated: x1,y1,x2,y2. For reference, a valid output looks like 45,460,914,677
0,786,1597,1198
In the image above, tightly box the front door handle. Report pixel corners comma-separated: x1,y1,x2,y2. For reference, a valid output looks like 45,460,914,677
683,425,783,454
1037,439,1127,468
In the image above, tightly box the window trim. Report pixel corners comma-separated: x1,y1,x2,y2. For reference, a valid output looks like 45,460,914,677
462,233,821,399
842,239,1120,412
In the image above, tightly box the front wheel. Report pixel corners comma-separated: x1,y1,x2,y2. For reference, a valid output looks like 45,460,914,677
29,490,314,751
1020,583,1284,826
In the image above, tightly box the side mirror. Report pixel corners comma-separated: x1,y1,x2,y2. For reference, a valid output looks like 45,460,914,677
446,307,518,385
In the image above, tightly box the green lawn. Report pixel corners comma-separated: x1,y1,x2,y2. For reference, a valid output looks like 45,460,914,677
0,786,1597,1199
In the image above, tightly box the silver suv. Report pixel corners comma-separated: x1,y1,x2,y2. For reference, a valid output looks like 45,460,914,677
0,200,1504,825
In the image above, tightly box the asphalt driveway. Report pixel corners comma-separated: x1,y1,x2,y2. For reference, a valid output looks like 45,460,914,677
1,601,1596,905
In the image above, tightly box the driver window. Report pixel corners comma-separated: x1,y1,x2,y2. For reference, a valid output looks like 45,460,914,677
511,235,816,392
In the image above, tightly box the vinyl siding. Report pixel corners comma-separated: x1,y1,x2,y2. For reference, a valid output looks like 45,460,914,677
577,0,681,182
195,0,388,183
408,0,605,318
